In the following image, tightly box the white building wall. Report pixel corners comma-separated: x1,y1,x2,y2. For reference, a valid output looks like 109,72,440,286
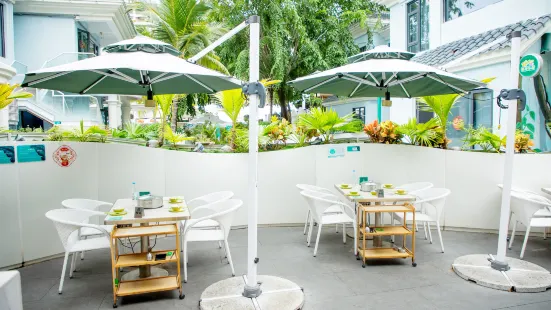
327,100,379,123
14,15,77,71
389,3,407,50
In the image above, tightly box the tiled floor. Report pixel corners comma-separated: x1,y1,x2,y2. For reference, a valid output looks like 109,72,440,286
17,227,551,309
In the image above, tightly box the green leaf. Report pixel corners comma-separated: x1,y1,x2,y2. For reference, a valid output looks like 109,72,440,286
529,111,536,121
526,123,535,132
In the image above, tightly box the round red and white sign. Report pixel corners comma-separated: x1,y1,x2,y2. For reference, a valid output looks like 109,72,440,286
53,145,77,167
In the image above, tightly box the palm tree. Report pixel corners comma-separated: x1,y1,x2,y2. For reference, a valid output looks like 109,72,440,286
419,94,460,149
298,107,360,144
134,0,229,131
155,94,175,145
218,88,244,149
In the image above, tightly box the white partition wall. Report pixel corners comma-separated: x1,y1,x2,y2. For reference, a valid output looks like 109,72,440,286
1,141,550,268
15,142,100,262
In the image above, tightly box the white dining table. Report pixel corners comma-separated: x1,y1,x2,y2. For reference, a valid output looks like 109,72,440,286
334,184,416,247
104,196,190,280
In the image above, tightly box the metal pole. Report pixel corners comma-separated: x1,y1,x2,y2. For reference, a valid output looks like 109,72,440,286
188,21,249,63
243,15,262,298
495,31,521,267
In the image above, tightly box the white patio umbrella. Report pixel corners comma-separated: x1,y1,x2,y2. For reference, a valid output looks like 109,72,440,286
288,45,485,98
21,36,242,96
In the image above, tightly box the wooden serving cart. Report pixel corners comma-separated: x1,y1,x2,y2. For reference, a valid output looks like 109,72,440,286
357,203,417,267
109,223,183,308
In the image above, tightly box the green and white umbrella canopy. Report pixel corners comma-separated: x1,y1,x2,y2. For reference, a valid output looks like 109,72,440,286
347,45,415,63
288,45,485,98
22,36,242,96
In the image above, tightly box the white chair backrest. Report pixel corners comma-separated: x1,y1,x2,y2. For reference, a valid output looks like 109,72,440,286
45,209,109,251
300,190,353,222
397,182,434,194
296,184,333,194
510,191,551,225
185,199,243,238
186,191,234,210
61,199,112,212
413,188,450,220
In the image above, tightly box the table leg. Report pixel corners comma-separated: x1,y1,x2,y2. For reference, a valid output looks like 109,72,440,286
373,212,383,247
139,223,151,278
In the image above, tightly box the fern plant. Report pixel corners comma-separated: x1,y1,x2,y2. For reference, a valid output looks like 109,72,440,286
461,126,505,153
298,108,359,144
164,125,192,149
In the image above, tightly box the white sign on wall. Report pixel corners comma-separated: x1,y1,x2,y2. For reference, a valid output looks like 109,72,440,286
328,146,345,158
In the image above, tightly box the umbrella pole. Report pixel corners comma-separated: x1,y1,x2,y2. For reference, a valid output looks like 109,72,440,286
244,15,261,297
494,31,521,269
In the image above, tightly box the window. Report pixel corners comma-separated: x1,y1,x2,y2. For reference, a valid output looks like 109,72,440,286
407,0,429,53
446,89,493,148
77,28,99,56
416,100,433,123
445,0,503,22
352,107,366,124
0,3,5,57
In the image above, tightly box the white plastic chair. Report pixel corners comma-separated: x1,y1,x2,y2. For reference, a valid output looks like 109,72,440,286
497,185,551,239
392,188,451,253
45,209,111,294
184,191,234,229
395,182,434,194
508,191,551,259
296,184,343,235
300,190,357,257
180,199,243,282
62,199,114,260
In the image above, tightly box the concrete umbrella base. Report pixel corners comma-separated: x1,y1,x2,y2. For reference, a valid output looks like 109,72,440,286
452,254,551,292
199,275,304,310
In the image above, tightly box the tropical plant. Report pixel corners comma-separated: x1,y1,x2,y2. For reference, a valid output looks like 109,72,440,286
289,125,317,148
111,128,128,138
164,125,193,149
154,94,175,145
461,126,505,153
46,126,65,141
262,118,292,149
298,108,359,143
512,130,534,153
86,125,109,143
418,94,461,148
66,120,108,143
0,84,33,110
398,118,445,147
218,88,245,149
363,120,402,144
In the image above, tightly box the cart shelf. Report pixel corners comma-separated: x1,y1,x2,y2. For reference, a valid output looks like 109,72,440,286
117,276,180,296
357,248,413,259
112,224,178,238
360,226,413,236
115,250,178,268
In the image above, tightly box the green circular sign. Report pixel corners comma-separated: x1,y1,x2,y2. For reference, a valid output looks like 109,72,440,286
519,54,543,78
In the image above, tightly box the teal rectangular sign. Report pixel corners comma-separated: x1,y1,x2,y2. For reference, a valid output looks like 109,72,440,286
17,145,46,163
347,146,360,152
0,146,15,164
54,121,62,125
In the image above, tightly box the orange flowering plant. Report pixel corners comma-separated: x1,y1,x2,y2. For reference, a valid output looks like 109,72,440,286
363,120,402,144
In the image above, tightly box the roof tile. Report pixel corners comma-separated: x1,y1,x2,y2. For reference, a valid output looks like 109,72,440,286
413,14,551,67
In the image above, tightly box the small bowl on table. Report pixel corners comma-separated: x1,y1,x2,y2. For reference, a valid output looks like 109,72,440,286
383,184,394,189
349,191,359,196
340,184,351,189
113,208,125,213
169,206,183,212
395,188,407,195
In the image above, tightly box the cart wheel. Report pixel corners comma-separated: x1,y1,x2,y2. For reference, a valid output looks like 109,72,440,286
412,262,417,267
113,303,118,308
179,294,185,300
356,256,360,260
362,263,366,268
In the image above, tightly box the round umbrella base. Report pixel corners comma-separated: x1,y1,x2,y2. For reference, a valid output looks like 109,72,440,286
199,275,304,310
452,254,551,292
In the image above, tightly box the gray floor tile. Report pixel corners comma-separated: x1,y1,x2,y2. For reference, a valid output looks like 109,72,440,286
14,227,551,310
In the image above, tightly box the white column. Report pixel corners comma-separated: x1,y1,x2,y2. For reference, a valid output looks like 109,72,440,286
246,15,260,293
428,0,443,50
495,31,521,264
106,95,121,129
121,101,131,127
